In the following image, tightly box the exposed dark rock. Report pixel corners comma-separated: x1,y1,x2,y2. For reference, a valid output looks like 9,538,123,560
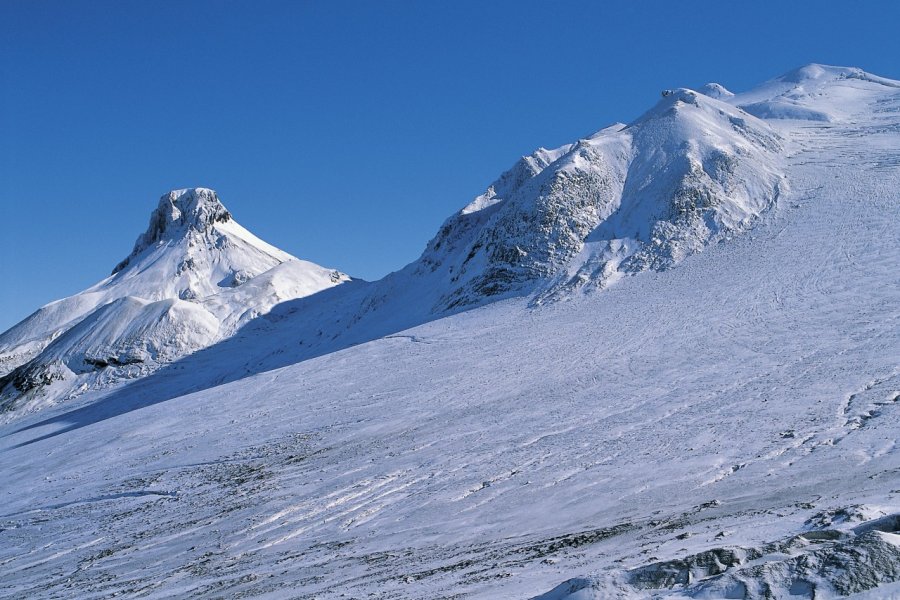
113,188,231,275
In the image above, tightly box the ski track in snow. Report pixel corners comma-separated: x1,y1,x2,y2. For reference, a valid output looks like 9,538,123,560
0,68,899,599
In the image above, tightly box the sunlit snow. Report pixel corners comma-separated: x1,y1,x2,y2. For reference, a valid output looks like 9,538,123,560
1,64,899,599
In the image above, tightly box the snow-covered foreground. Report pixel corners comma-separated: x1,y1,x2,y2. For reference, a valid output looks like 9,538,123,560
1,67,899,598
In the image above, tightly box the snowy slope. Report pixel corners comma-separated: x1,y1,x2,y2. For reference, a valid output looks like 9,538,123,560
0,188,348,414
0,89,788,418
371,87,784,314
734,64,900,123
0,65,899,599
203,83,790,369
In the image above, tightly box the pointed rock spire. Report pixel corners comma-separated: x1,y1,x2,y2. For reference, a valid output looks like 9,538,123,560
113,188,232,274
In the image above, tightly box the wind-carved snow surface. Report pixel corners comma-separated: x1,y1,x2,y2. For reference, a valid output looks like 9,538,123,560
0,188,348,414
1,64,899,599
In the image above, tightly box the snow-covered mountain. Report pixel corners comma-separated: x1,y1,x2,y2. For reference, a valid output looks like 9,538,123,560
328,85,783,329
1,64,899,599
0,188,348,413
420,86,783,309
3,66,888,418
0,90,788,416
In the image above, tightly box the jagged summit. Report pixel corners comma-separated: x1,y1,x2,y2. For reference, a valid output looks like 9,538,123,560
150,188,232,236
112,188,237,275
104,187,297,301
114,188,232,274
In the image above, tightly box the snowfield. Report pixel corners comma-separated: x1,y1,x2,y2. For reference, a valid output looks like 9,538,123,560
1,65,899,599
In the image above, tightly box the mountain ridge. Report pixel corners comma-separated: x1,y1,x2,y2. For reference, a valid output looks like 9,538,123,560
3,64,897,418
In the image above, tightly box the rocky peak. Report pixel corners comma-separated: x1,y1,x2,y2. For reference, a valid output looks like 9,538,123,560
112,188,232,274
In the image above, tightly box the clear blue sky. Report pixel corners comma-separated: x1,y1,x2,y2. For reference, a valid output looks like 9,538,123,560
2,1,898,331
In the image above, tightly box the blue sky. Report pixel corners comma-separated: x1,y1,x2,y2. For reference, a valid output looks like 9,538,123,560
2,1,899,331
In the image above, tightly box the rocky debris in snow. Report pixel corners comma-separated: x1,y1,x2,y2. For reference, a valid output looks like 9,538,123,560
534,511,900,599
0,359,69,398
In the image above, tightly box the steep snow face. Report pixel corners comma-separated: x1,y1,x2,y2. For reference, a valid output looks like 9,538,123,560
0,188,348,413
408,90,783,311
